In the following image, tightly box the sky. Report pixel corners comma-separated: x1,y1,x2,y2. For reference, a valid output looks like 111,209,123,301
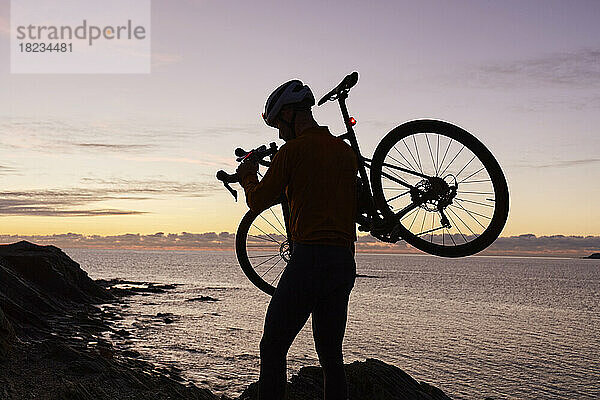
0,0,599,243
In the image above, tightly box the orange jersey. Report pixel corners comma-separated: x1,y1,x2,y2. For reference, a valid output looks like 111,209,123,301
241,126,358,247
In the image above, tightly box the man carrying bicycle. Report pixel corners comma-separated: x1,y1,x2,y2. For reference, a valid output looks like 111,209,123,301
236,79,358,400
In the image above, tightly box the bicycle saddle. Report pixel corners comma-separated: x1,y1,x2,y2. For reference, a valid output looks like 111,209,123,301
317,71,359,106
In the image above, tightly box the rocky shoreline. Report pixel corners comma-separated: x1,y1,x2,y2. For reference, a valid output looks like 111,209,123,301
0,241,452,399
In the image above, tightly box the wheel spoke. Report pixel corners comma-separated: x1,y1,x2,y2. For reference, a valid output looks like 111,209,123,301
402,139,422,174
446,208,470,242
425,134,437,176
399,205,419,221
387,190,411,203
408,208,420,230
438,138,452,175
458,190,494,195
412,134,424,174
254,254,281,270
449,204,486,230
248,234,279,244
261,256,283,278
382,164,411,186
452,200,492,220
455,155,477,179
252,225,282,244
392,146,417,172
270,258,285,285
436,134,440,176
248,254,281,259
446,226,457,246
458,166,486,184
268,207,286,234
415,224,445,237
454,197,494,208
430,210,435,242
259,213,285,237
439,144,465,176
459,179,492,184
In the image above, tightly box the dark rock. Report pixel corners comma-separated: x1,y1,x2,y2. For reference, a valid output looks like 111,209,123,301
0,241,113,337
0,241,222,400
43,338,89,362
96,278,179,296
121,349,141,358
0,306,14,358
186,296,219,302
156,312,172,317
112,328,131,338
239,358,452,400
584,252,600,259
355,273,379,278
155,312,175,323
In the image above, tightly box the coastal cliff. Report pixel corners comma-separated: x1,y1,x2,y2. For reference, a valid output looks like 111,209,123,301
0,241,452,400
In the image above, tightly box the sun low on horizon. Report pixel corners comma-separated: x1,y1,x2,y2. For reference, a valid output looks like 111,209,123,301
1,0,599,245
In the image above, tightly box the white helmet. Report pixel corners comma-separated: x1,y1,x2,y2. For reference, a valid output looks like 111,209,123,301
262,80,315,128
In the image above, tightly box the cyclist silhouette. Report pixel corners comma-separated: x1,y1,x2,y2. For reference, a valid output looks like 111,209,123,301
236,79,358,400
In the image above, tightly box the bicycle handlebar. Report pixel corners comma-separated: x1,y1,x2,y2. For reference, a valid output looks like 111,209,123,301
216,142,279,201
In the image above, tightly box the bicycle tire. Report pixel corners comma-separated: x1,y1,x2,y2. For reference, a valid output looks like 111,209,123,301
370,119,509,257
236,202,290,295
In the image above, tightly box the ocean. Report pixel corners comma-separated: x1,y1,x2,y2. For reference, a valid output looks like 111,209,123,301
65,249,600,400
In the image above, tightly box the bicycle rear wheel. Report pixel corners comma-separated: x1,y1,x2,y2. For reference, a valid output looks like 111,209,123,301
370,119,509,257
236,202,290,295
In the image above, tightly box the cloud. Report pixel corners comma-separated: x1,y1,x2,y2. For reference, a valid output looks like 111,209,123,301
0,232,597,257
79,177,220,196
514,157,600,169
0,191,146,217
0,118,158,154
74,143,152,151
0,179,219,217
0,232,236,249
484,234,600,257
462,49,600,89
0,117,263,160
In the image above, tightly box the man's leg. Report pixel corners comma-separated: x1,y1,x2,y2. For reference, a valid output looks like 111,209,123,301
312,282,353,400
259,246,315,400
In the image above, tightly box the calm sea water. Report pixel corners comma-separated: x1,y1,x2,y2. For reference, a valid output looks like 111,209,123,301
65,249,600,400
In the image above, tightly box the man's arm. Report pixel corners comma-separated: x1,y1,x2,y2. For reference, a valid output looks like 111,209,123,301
238,147,290,212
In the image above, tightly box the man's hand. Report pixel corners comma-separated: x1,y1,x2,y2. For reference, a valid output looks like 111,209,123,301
236,160,259,181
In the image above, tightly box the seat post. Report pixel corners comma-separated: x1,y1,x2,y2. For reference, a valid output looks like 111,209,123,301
337,93,376,220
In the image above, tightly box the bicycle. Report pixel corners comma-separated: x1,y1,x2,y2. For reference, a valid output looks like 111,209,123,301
216,72,509,295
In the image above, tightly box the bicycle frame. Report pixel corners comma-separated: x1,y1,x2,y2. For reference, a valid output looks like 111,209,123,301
334,92,422,227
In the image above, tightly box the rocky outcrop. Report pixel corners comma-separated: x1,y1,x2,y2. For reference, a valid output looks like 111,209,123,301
240,358,451,400
0,241,113,337
0,241,220,400
584,253,600,259
0,306,14,358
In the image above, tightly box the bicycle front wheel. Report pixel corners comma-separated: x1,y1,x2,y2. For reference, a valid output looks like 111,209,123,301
236,202,291,295
370,119,509,257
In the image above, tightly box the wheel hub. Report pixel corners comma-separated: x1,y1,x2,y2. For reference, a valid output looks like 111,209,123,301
410,175,458,228
279,241,291,262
